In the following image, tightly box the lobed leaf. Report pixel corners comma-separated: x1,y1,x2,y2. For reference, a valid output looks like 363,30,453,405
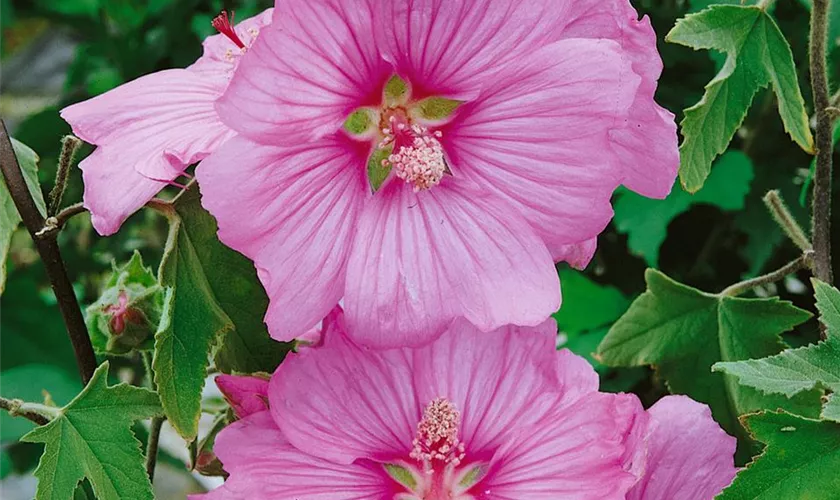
667,5,813,191
22,363,162,500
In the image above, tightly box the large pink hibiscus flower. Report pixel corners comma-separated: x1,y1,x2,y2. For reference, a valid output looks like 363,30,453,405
60,9,272,235
198,312,735,499
197,0,679,348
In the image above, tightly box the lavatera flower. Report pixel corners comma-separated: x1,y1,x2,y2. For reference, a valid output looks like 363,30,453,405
196,311,736,500
60,9,273,235
197,0,680,348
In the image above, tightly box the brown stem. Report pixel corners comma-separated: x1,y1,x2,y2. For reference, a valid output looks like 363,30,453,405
0,397,51,426
720,252,813,297
35,202,87,239
0,121,97,385
810,0,834,285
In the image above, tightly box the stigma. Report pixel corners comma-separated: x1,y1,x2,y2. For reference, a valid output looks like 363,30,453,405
212,11,246,49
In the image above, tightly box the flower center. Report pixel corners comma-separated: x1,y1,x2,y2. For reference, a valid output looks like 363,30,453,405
380,112,447,193
343,75,462,193
410,398,466,473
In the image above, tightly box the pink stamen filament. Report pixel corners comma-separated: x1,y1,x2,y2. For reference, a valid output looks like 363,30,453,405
212,10,246,48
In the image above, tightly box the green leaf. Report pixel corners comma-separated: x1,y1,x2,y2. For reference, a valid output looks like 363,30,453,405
718,412,840,499
814,279,840,334
714,340,840,397
553,269,629,334
0,139,47,293
613,151,753,266
154,186,289,441
713,281,840,417
597,269,820,449
367,145,394,193
667,5,813,192
22,362,162,500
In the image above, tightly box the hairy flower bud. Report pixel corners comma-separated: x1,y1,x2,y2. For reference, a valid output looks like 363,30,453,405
85,251,163,355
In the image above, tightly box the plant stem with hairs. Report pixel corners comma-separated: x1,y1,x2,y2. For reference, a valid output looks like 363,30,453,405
809,0,834,285
0,121,97,385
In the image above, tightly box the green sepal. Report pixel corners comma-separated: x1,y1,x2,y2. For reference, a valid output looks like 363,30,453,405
384,463,418,490
412,96,463,122
367,145,394,192
342,107,376,137
85,251,163,355
383,74,410,105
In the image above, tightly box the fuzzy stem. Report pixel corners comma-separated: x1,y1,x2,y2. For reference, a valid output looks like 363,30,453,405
0,397,58,425
0,121,97,385
48,135,81,217
721,252,813,297
810,0,835,284
763,190,813,252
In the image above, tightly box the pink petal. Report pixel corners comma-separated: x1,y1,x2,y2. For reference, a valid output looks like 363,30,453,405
376,0,573,98
77,149,169,235
627,396,737,500
215,375,269,418
216,0,390,146
476,392,644,499
344,180,559,348
412,319,561,458
62,69,231,181
194,412,394,500
445,39,638,257
196,135,367,342
269,332,419,465
554,348,600,401
560,0,678,199
61,69,232,234
552,238,598,270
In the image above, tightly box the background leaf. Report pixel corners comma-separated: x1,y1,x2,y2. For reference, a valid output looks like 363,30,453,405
613,150,754,266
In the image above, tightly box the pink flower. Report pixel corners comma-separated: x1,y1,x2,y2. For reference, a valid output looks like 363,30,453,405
60,9,273,235
627,396,738,500
195,313,734,499
197,0,679,348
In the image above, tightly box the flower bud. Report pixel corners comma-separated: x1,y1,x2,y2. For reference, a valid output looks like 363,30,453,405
85,251,163,355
